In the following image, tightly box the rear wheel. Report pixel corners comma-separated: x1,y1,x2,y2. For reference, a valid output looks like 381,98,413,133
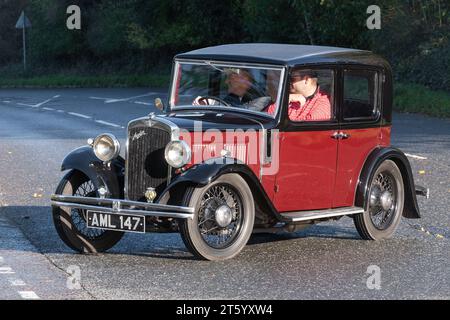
52,170,124,253
179,174,255,261
354,160,404,240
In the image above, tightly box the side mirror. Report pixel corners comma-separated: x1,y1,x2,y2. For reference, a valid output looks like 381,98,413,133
154,98,164,111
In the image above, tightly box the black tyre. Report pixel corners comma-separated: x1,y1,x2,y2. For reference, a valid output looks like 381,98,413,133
179,174,255,261
52,170,124,253
354,160,405,240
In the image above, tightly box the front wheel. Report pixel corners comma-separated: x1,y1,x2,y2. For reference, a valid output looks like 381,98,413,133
179,174,255,261
354,160,405,240
52,170,124,253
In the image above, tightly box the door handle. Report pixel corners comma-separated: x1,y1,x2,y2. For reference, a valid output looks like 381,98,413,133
331,131,351,140
331,132,341,139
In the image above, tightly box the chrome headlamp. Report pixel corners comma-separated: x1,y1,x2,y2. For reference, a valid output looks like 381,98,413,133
164,140,191,168
92,133,120,162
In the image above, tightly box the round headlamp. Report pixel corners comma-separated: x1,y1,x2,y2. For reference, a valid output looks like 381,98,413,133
164,140,191,168
93,133,120,162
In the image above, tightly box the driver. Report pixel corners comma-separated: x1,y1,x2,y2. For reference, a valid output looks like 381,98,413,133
193,68,254,107
193,68,272,111
222,69,254,107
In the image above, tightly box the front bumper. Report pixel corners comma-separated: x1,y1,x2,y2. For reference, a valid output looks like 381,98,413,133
51,195,195,219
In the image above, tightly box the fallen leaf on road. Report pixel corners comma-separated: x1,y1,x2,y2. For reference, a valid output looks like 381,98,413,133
435,234,444,239
32,193,43,198
418,170,426,175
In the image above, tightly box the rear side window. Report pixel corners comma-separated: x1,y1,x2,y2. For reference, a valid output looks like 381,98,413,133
343,70,379,120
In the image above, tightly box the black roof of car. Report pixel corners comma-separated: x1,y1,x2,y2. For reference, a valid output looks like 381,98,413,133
176,43,389,68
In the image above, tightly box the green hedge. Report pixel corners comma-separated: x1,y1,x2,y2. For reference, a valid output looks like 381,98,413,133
394,83,450,118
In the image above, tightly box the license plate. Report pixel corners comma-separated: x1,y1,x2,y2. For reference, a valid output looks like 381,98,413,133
86,211,146,233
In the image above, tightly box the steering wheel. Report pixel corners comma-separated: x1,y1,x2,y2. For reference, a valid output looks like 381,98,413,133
195,96,232,108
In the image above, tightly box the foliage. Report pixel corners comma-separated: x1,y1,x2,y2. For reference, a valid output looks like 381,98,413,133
0,0,448,94
394,83,450,118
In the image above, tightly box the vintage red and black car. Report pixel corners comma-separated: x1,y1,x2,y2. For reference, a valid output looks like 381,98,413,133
51,44,428,260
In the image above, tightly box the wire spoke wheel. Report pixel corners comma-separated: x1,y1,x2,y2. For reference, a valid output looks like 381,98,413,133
369,171,397,230
354,160,405,241
71,180,107,239
52,170,124,253
198,184,244,249
179,173,255,261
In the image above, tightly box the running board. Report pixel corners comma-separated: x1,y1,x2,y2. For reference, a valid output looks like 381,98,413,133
280,206,364,223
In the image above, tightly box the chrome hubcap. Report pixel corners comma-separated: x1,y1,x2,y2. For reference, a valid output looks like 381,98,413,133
370,186,393,211
380,191,393,211
215,205,233,228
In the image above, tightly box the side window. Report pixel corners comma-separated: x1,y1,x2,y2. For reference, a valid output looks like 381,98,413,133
287,69,334,122
343,69,379,120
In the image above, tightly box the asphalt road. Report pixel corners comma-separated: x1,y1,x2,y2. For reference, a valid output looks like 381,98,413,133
0,88,448,300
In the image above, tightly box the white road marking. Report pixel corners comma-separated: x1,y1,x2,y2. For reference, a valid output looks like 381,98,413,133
16,103,33,107
9,279,26,286
90,92,156,104
18,291,40,300
405,153,428,160
0,256,3,263
0,267,15,274
42,107,55,111
57,110,65,113
95,120,122,128
16,95,60,108
2,100,12,103
68,112,92,119
134,101,153,106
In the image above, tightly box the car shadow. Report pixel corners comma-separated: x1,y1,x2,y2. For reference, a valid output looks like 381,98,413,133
1,205,361,261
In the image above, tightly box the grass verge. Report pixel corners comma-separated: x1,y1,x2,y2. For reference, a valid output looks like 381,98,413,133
394,83,450,118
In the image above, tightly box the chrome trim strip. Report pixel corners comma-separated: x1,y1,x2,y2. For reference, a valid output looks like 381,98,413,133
280,207,364,222
51,194,194,220
175,58,286,70
51,195,194,213
52,201,193,220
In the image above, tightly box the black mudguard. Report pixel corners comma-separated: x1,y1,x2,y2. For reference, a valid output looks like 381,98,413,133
61,146,125,198
159,158,280,220
355,146,421,219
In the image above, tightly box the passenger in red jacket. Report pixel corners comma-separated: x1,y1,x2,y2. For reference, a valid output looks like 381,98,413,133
268,70,331,121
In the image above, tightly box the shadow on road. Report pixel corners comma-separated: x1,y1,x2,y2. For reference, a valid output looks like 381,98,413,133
1,205,361,260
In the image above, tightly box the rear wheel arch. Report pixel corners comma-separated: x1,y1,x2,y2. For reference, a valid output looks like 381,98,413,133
355,147,420,219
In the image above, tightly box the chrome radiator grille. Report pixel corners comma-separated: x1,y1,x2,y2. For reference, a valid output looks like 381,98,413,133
126,126,171,201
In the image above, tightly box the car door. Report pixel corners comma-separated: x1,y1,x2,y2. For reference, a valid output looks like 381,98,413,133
273,68,339,212
333,67,383,208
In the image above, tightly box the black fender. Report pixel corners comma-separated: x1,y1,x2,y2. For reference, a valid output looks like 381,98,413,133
61,146,125,198
158,158,281,220
355,146,421,219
